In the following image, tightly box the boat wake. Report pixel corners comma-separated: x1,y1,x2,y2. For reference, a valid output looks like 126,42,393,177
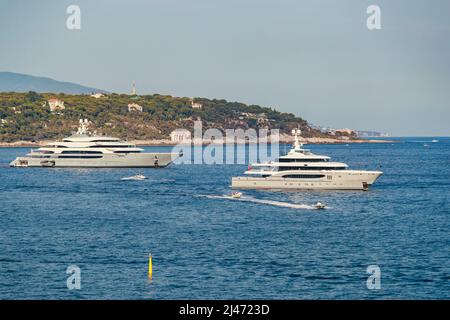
411,140,439,143
121,174,147,181
199,194,327,210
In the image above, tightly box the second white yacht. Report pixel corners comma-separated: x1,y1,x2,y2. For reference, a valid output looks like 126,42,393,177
231,129,383,191
10,119,178,168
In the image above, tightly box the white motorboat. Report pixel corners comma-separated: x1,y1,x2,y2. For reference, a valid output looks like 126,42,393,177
314,202,326,210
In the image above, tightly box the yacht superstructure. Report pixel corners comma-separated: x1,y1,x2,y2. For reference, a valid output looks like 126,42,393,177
10,119,178,168
231,129,382,191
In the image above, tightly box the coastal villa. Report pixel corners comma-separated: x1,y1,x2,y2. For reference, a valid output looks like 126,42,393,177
240,112,266,119
334,128,355,135
170,129,191,143
324,128,356,136
48,98,65,112
90,93,104,99
239,112,268,126
191,98,202,109
12,107,21,114
128,103,143,112
256,113,268,126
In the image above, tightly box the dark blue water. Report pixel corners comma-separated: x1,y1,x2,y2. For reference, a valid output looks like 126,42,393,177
0,138,449,299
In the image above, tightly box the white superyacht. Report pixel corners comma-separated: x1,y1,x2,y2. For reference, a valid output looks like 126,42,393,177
10,119,178,168
232,129,383,191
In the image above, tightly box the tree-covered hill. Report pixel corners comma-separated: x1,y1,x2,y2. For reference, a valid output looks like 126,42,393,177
0,92,332,142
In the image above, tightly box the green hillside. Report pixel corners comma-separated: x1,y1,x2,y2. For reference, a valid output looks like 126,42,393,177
0,91,333,142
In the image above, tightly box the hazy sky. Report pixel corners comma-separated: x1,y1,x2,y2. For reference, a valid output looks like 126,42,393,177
0,0,449,136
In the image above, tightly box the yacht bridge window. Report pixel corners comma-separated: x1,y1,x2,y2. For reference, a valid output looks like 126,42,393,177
278,158,327,162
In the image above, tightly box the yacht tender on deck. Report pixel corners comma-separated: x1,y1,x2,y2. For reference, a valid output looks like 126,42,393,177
231,129,382,191
10,119,178,168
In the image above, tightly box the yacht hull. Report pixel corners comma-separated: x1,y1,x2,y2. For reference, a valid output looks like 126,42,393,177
231,171,383,191
10,153,177,168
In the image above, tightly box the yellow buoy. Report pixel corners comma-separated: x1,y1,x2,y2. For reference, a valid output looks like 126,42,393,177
148,254,153,280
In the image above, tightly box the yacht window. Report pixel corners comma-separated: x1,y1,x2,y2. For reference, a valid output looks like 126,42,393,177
113,151,141,153
61,150,103,154
283,174,325,179
278,158,326,162
90,139,121,142
58,155,103,159
31,155,51,158
279,166,346,171
90,145,133,148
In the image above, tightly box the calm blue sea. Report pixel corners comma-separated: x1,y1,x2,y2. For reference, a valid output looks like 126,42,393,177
0,137,449,299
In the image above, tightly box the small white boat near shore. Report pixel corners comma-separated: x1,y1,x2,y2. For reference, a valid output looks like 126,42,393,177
314,202,326,210
231,192,242,199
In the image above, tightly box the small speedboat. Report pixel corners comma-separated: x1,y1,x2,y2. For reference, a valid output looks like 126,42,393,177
231,192,242,199
40,160,56,167
121,174,148,181
314,202,326,210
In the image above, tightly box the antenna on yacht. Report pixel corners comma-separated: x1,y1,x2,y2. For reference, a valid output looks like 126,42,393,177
291,128,303,151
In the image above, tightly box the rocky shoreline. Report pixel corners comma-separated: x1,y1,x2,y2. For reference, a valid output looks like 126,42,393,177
0,137,395,147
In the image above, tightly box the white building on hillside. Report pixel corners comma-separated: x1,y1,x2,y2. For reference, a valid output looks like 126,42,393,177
191,98,202,109
48,98,65,112
11,107,21,114
91,93,105,99
128,103,143,112
170,129,191,143
334,128,355,135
